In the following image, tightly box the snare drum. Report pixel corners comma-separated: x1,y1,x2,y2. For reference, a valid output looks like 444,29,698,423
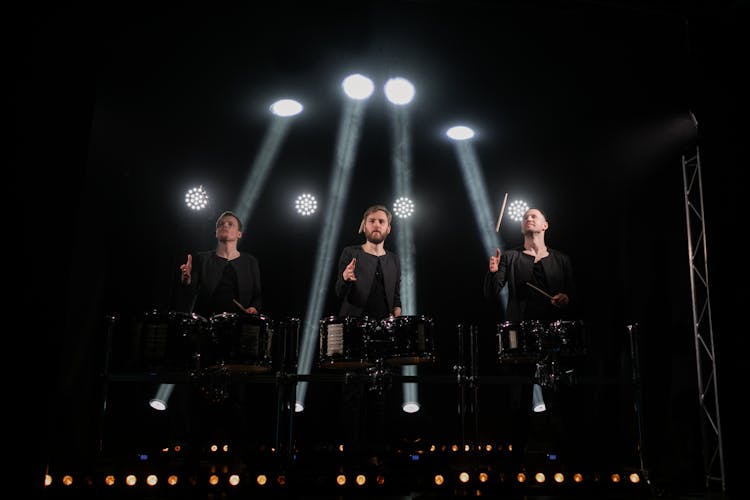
380,315,435,365
319,316,375,369
547,320,587,357
208,312,274,373
137,310,209,370
496,320,546,363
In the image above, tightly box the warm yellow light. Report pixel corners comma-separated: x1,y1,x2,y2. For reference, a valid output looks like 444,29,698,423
516,472,526,483
62,475,73,486
125,475,137,486
355,474,366,486
44,474,52,487
210,444,218,453
336,474,346,486
464,444,471,452
167,475,178,486
429,445,436,452
338,444,345,452
277,475,287,486
228,474,240,486
104,475,115,486
208,474,219,486
573,473,584,483
376,475,385,485
478,472,489,483
256,475,268,486
434,474,445,485
451,444,459,452
459,472,470,483
554,472,565,483
629,473,641,483
485,444,493,451
535,472,546,483
611,473,621,483
146,474,158,486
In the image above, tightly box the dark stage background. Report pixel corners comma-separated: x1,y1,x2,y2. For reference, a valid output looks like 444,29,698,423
22,2,745,496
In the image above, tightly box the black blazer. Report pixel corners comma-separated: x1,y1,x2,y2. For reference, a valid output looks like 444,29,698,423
334,245,401,318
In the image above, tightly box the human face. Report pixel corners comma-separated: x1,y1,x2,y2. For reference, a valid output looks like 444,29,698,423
363,210,390,244
521,209,548,235
216,215,242,242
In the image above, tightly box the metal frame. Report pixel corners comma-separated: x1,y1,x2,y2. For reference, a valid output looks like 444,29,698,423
681,145,726,492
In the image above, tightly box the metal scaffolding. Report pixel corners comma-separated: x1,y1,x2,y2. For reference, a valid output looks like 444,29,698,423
681,145,726,492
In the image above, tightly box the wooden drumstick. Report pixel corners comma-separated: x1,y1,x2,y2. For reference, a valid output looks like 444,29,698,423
525,281,554,300
495,192,508,232
232,299,246,311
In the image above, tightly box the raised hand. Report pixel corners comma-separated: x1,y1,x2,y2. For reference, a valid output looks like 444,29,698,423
180,254,193,283
343,257,357,282
489,247,501,273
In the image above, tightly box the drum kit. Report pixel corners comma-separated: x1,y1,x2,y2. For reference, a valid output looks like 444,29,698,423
134,310,585,385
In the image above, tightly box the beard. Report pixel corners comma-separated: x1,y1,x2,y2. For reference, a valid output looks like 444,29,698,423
365,229,386,244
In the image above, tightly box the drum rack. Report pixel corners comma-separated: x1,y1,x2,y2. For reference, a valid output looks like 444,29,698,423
99,316,623,467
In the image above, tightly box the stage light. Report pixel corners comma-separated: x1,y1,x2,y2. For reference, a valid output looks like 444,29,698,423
228,474,240,486
256,475,267,486
270,99,303,117
573,473,583,483
535,472,546,483
402,401,420,413
185,185,209,210
446,125,475,140
336,474,347,486
209,474,219,486
376,475,385,485
629,472,641,483
478,472,489,483
554,472,565,483
384,77,415,105
611,473,621,483
532,383,546,413
44,474,52,487
146,474,158,486
104,475,115,486
459,472,470,483
125,475,137,486
434,474,445,485
62,475,73,486
507,199,529,222
149,383,175,411
295,193,317,216
166,475,178,486
516,472,527,483
355,474,366,486
342,73,374,100
295,401,304,412
393,196,414,218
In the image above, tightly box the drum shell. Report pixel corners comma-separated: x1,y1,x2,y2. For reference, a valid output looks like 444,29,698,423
318,316,376,369
208,312,274,373
137,310,209,370
380,315,435,365
496,320,546,363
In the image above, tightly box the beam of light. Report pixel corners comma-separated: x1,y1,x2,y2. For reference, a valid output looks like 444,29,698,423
390,99,420,413
148,383,175,411
295,98,369,409
384,77,415,106
233,114,298,225
450,136,507,311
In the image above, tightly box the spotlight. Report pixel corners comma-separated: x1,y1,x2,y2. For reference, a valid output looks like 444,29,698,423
507,200,529,222
393,197,414,218
384,77,415,105
532,383,546,413
295,401,304,412
446,125,475,140
295,193,318,216
342,74,374,100
270,99,303,117
149,384,175,411
402,402,420,413
185,185,209,210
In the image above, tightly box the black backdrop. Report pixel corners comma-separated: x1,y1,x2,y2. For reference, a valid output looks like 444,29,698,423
22,2,745,496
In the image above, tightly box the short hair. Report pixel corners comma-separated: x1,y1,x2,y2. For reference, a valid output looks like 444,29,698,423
358,204,392,233
216,211,243,231
525,207,548,223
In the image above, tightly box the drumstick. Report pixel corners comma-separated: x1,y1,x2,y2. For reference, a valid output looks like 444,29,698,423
495,192,508,232
232,299,246,311
525,281,554,300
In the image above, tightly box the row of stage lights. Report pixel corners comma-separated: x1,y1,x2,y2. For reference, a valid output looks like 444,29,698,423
43,470,644,493
43,441,645,494
187,184,531,221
